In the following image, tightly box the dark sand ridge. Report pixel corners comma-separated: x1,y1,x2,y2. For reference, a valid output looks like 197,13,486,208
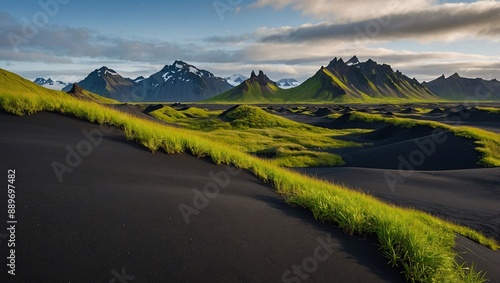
268,104,500,134
296,167,500,282
327,124,482,170
0,111,405,282
270,110,484,170
396,108,500,134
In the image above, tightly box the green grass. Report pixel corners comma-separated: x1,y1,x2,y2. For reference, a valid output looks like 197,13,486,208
151,105,358,167
477,107,500,115
205,80,284,103
346,111,500,167
1,68,498,282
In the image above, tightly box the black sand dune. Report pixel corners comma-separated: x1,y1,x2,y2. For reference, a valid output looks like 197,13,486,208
328,125,481,170
296,167,500,282
0,111,405,282
313,107,334,117
271,112,335,128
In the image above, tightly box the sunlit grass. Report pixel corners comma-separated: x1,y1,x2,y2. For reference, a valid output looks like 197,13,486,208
1,69,498,282
477,106,500,115
151,105,359,167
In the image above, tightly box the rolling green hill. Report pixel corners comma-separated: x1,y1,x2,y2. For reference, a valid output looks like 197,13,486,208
0,68,117,115
205,70,283,103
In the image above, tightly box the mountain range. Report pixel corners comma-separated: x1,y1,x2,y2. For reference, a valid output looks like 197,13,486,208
423,73,500,101
30,56,500,102
34,78,70,90
208,56,438,103
53,63,302,102
60,61,233,102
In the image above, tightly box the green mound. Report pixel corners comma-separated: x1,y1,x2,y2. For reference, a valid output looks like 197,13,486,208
181,107,211,118
219,105,312,129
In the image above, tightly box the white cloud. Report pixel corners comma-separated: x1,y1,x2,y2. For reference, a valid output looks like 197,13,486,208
252,0,437,22
259,1,500,44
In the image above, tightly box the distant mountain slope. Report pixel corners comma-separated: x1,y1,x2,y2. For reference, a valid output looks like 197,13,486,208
276,78,300,89
206,70,283,103
285,57,437,102
63,67,136,101
424,73,500,101
34,78,70,90
225,74,249,86
139,60,232,102
61,61,232,102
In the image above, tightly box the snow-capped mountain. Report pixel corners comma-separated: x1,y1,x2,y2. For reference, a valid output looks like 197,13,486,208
225,74,249,86
140,60,232,102
34,78,70,90
276,78,300,89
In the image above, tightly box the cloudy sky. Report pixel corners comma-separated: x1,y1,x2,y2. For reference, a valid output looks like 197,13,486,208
1,0,499,83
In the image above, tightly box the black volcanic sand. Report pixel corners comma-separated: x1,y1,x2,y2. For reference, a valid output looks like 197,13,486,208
0,111,405,282
327,124,482,170
296,167,500,282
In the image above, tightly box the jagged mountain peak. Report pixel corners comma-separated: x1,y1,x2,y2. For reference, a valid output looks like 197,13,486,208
327,57,346,68
248,70,275,85
157,60,213,80
95,66,119,76
173,60,188,66
346,55,360,66
34,77,54,84
34,77,70,90
134,76,145,83
449,72,461,79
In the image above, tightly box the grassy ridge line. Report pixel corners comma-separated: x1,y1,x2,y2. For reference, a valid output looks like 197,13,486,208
1,74,497,282
478,107,500,115
149,105,354,168
347,112,500,167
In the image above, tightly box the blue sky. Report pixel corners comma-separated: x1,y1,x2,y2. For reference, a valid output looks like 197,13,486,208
1,0,499,83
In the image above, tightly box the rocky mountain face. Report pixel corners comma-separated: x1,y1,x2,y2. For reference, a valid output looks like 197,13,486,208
64,61,232,102
209,57,439,103
138,60,233,102
62,67,136,101
424,73,500,101
283,56,437,102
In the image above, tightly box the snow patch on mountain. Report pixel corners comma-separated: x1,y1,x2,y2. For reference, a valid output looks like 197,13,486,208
276,78,300,89
34,78,70,90
225,74,249,86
